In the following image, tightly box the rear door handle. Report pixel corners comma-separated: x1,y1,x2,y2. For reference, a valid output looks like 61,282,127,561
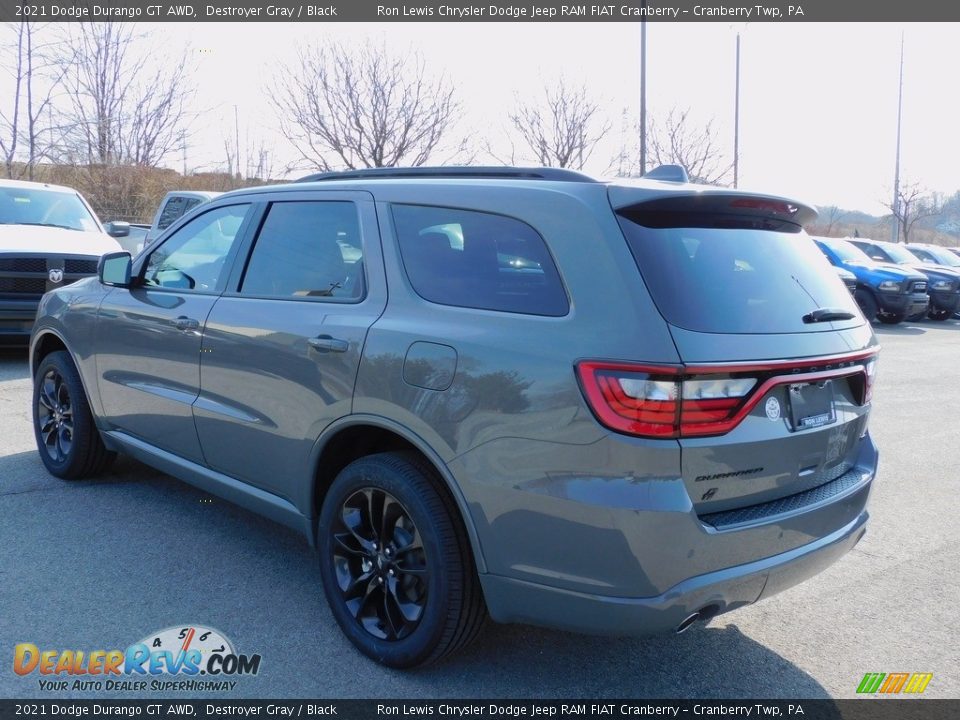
308,335,349,353
174,316,200,331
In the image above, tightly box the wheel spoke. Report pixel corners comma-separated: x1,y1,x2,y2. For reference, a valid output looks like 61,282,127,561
381,583,403,639
339,504,376,553
386,574,425,625
332,532,366,557
56,426,72,459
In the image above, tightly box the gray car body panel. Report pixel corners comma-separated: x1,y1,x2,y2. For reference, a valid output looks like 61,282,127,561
30,175,879,636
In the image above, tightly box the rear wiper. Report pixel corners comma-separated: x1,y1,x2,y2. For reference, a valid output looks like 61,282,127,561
802,308,856,323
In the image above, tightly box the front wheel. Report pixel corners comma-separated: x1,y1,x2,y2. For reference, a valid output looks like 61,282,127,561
928,309,952,321
33,351,115,479
877,312,906,325
854,290,878,323
317,452,486,668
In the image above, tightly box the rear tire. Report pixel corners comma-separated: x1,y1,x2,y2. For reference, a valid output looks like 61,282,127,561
32,351,115,479
854,290,878,323
317,452,486,668
928,309,951,321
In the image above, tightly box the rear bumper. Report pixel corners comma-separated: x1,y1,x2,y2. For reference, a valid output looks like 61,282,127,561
481,508,868,636
0,297,40,342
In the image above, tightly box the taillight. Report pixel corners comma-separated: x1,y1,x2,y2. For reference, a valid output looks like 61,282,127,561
576,353,877,439
577,363,756,439
863,357,878,404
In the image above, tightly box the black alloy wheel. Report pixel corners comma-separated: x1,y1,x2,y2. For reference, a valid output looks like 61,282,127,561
317,452,486,668
32,351,115,479
332,487,429,641
37,367,74,463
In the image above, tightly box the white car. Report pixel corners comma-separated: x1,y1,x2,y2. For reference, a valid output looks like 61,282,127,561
0,179,122,343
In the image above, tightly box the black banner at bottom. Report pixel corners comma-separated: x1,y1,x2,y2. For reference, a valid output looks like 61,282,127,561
0,700,954,720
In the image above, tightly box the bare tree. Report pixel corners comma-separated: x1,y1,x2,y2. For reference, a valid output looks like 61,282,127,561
818,205,845,236
885,182,943,243
57,23,192,167
621,108,733,185
1,21,69,179
270,41,463,171
496,79,610,170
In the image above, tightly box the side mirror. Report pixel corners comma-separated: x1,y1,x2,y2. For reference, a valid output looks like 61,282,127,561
105,220,131,238
98,252,133,287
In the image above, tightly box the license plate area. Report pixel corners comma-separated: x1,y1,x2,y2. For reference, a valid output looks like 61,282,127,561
788,380,836,431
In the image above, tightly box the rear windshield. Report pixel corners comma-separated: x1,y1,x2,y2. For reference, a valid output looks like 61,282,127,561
617,209,862,334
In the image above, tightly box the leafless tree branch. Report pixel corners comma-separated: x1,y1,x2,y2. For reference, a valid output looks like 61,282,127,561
503,78,610,170
269,41,465,172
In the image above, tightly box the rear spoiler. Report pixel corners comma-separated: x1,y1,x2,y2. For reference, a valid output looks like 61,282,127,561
608,187,818,228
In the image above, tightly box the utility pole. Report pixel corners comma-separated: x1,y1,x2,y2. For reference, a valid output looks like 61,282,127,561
639,13,647,176
891,32,904,243
234,105,241,180
734,31,741,189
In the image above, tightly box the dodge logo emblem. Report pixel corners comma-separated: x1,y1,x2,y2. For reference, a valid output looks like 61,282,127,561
48,269,64,284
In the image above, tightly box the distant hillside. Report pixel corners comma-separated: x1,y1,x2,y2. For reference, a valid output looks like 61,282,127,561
806,202,960,247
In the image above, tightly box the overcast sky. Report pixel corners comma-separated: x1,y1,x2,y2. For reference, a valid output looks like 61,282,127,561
12,21,960,215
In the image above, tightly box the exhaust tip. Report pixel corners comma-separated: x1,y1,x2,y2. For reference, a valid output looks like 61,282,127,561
676,612,701,634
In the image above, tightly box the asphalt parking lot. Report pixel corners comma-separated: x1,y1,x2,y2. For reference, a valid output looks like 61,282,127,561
1,320,958,700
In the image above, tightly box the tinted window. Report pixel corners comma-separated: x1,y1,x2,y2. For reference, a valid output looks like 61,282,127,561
392,205,567,316
618,209,861,334
144,204,249,291
156,197,205,231
241,201,363,300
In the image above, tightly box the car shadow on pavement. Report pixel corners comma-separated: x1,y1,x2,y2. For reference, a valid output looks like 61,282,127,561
419,620,833,699
1,453,833,700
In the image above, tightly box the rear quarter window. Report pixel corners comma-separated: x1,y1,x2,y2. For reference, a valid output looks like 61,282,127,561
391,204,568,317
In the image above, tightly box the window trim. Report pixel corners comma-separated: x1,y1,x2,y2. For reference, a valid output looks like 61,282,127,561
137,202,254,296
389,202,571,318
234,199,368,305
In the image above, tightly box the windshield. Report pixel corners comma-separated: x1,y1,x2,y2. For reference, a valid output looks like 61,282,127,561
618,212,861,334
0,187,99,232
916,246,960,267
822,238,873,263
882,243,921,264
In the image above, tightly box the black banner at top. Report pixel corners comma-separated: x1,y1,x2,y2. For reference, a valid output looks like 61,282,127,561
4,0,960,23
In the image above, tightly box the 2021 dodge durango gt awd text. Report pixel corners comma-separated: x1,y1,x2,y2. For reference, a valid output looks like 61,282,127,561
29,167,879,668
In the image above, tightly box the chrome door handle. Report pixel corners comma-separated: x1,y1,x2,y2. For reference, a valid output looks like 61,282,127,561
174,316,200,331
308,335,349,353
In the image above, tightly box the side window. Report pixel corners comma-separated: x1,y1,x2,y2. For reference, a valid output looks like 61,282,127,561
911,248,933,263
144,204,250,292
156,197,186,231
391,204,568,316
240,201,363,300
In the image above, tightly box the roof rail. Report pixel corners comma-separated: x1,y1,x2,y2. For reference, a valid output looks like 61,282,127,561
295,166,597,183
642,164,690,183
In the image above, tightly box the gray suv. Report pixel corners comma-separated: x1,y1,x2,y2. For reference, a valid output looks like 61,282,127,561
29,167,879,668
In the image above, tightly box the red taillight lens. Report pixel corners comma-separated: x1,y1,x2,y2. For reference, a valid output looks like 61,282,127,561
576,363,756,439
579,364,680,437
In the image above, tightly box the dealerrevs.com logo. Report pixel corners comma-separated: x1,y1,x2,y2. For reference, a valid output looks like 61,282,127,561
13,625,261,692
